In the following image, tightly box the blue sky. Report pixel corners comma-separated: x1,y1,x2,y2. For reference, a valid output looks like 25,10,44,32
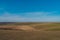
0,0,60,22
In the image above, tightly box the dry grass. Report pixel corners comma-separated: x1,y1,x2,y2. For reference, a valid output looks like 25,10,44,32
0,30,60,40
0,22,60,40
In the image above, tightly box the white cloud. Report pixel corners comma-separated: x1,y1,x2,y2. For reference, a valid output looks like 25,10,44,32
0,11,60,22
0,12,26,22
24,11,57,17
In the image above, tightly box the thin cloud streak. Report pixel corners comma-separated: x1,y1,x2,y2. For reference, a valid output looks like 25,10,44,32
0,11,60,22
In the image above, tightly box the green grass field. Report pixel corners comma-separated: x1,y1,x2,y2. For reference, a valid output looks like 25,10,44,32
0,22,60,40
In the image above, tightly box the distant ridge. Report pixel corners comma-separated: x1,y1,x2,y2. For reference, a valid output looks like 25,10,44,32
0,22,60,25
0,22,16,25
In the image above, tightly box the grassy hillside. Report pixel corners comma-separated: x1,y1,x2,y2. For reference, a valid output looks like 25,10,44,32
0,22,60,40
0,22,60,31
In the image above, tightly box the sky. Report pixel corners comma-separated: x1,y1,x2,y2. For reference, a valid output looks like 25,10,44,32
0,0,60,22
